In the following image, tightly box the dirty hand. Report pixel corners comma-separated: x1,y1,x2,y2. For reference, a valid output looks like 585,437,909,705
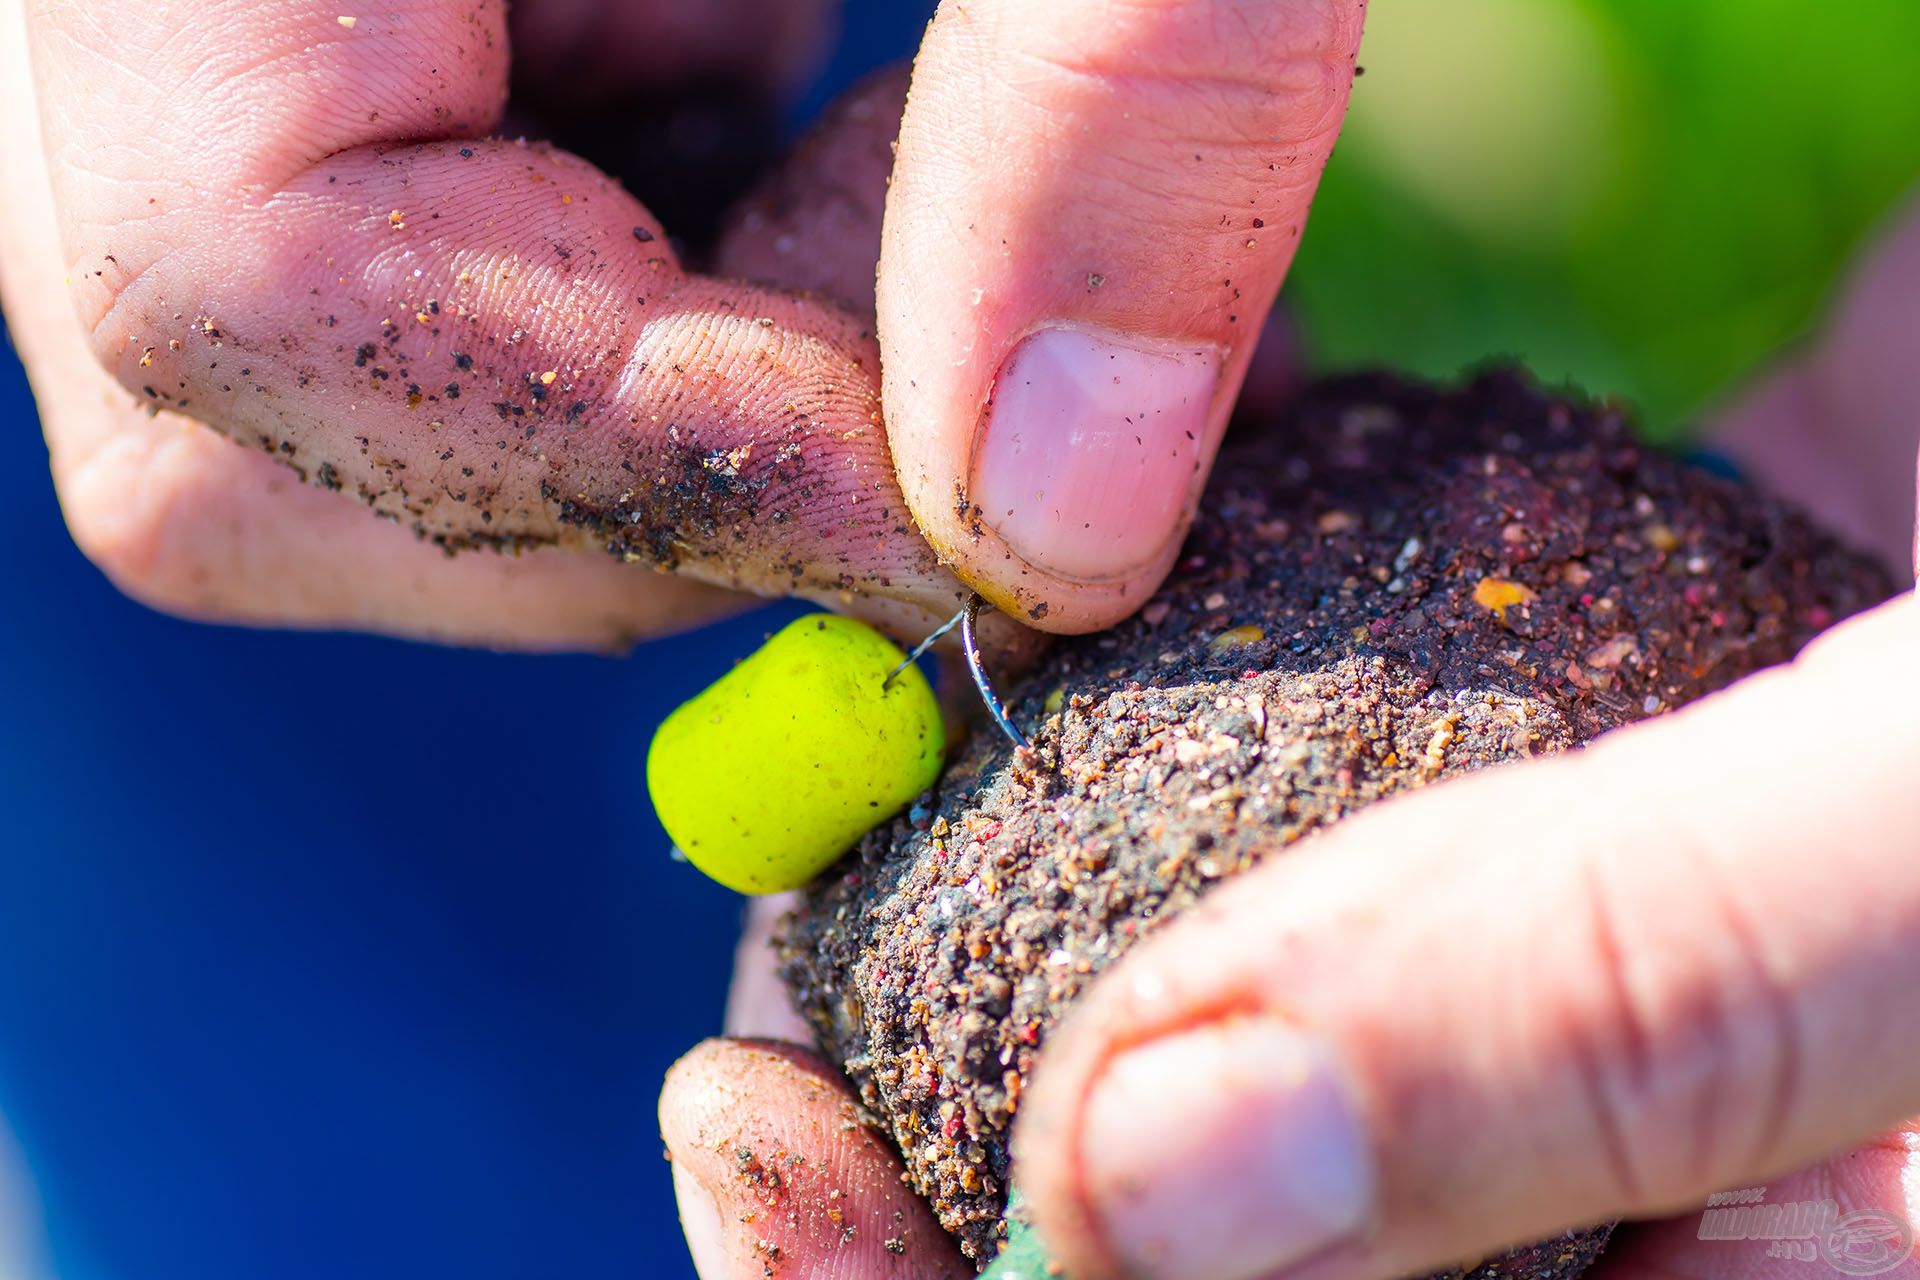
5,0,1369,648
3,0,985,651
659,136,1920,1280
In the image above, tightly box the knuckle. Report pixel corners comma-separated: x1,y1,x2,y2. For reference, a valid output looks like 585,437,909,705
61,487,176,608
1564,844,1800,1211
55,429,222,616
1562,861,1657,1208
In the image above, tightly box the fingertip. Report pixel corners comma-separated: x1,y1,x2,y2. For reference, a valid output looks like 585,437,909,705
660,1038,971,1279
669,1157,734,1280
878,0,1367,632
1011,905,1345,1280
658,1036,730,1142
944,326,1223,631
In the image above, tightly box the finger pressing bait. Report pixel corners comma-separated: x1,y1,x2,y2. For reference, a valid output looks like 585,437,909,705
646,614,945,895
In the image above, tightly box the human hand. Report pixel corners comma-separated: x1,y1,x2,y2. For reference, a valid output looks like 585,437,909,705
871,0,1363,632
8,0,1366,647
2,0,991,651
658,898,974,1278
659,117,1920,1280
997,176,1920,1280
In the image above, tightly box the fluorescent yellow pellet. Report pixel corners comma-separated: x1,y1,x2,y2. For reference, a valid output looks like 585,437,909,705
646,614,945,895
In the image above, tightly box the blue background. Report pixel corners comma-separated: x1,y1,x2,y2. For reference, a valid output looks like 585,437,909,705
0,4,934,1278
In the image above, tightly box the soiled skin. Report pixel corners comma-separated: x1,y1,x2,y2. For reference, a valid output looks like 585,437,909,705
780,370,1894,1271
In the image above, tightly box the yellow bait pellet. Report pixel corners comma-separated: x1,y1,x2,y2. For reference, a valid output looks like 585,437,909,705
647,614,945,895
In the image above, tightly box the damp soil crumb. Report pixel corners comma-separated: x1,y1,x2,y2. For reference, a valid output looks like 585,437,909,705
778,369,1894,1272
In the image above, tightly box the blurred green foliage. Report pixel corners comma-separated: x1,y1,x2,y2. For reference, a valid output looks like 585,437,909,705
1285,0,1920,440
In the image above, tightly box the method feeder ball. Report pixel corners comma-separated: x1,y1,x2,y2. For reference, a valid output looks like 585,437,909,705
647,614,946,895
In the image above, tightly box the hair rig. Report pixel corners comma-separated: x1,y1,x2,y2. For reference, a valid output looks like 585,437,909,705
886,593,1031,752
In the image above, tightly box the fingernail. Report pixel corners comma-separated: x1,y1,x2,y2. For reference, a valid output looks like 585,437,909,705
671,1161,732,1279
974,326,1221,582
1080,1017,1374,1280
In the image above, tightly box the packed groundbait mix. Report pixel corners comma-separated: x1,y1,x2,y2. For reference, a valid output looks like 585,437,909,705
649,370,1894,1278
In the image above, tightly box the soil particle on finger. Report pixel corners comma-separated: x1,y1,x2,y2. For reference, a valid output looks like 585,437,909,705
778,369,1895,1272
544,421,806,572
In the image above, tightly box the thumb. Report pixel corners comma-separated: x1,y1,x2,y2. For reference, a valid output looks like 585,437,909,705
878,0,1366,632
1015,593,1920,1280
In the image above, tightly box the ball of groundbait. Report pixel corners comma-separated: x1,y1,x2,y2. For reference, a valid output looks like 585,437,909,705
778,370,1895,1274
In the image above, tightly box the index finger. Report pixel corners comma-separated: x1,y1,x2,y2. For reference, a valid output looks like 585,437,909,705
27,0,976,637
